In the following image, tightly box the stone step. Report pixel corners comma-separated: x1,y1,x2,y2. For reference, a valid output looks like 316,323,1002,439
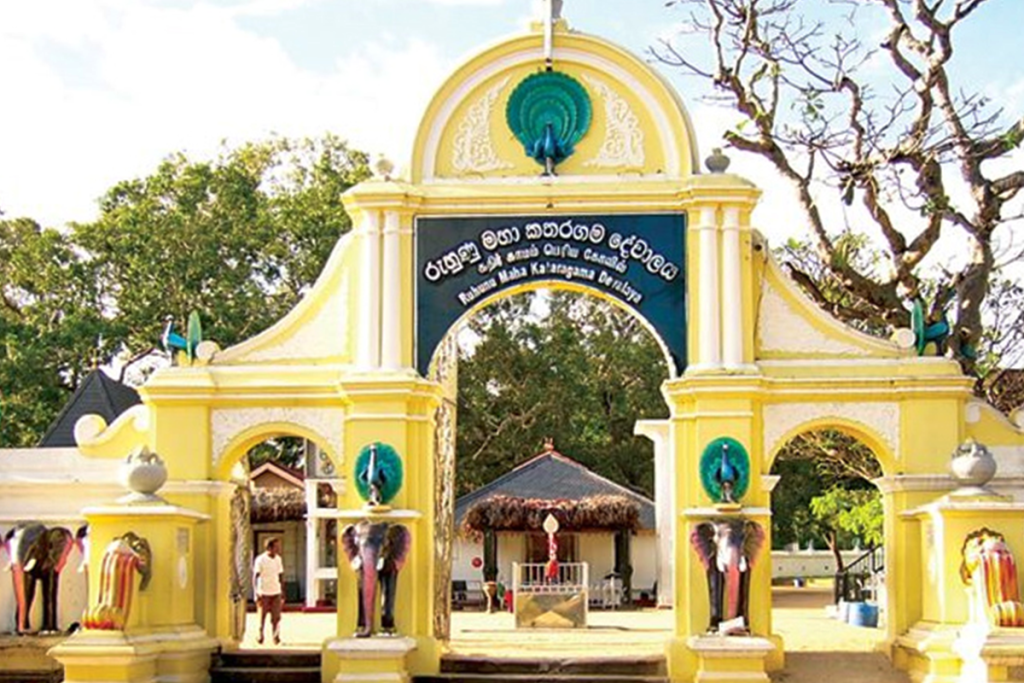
210,650,321,683
439,655,667,676
0,672,63,683
211,665,321,683
216,651,321,668
415,676,670,683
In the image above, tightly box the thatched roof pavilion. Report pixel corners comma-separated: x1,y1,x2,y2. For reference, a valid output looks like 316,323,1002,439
462,494,641,535
455,443,650,606
455,446,655,533
250,487,306,523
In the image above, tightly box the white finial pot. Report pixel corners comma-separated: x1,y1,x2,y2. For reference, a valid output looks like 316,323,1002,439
119,446,168,501
950,439,996,488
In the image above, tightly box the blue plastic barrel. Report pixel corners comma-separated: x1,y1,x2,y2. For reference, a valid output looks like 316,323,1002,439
847,602,879,628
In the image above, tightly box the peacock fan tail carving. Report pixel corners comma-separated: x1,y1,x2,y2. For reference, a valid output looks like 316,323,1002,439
83,532,152,631
506,71,592,175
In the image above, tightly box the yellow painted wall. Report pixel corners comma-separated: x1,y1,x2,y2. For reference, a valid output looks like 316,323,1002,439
64,13,1024,683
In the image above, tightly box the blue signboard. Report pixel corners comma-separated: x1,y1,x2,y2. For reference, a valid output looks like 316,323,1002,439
415,214,686,376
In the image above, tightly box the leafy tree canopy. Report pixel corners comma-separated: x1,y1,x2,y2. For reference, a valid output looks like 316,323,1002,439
0,135,370,447
247,436,307,471
770,428,883,564
810,486,884,551
455,290,670,498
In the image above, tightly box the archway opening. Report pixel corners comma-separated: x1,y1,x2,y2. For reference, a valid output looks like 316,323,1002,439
768,428,889,665
226,432,340,650
433,287,675,656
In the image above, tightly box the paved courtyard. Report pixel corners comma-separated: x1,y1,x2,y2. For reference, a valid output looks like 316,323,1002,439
241,586,908,682
768,587,908,683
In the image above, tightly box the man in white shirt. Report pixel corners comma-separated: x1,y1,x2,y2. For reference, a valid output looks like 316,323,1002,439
253,537,284,644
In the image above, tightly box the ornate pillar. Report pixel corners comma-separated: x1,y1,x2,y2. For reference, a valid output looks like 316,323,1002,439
696,206,721,370
721,206,744,370
358,210,382,369
381,211,404,371
324,377,444,682
50,454,217,683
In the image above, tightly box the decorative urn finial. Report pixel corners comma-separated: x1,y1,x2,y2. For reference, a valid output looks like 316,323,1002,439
705,148,731,173
950,438,997,494
374,155,395,181
119,445,168,503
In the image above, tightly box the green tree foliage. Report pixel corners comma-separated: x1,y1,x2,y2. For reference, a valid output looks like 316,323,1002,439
0,136,371,447
74,135,371,353
769,457,824,551
810,486,884,572
0,219,107,445
455,290,669,498
770,428,883,563
247,436,307,470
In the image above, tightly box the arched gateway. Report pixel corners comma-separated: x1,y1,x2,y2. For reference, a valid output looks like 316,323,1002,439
54,11,1024,683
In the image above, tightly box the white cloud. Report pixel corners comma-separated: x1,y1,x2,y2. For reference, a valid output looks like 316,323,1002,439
0,1,451,226
224,0,325,18
426,0,507,5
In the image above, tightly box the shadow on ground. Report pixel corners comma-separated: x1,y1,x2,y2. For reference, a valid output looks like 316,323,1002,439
771,652,909,683
771,587,908,683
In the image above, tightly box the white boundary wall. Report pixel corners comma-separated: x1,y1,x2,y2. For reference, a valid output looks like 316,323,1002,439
0,448,120,632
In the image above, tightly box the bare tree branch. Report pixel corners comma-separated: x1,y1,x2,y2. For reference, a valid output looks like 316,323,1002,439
652,0,1016,378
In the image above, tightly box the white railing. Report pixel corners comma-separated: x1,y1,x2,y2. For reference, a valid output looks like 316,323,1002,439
512,562,589,595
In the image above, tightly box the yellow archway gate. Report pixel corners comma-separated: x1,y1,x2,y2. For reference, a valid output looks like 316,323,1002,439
58,13,1024,683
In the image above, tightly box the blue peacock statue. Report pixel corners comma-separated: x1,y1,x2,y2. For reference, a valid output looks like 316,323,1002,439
715,443,738,504
161,311,203,364
355,443,404,507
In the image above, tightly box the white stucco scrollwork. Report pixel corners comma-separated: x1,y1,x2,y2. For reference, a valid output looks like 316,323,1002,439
758,280,871,356
763,401,900,461
582,75,644,169
211,407,344,470
451,77,514,174
242,279,349,362
990,445,1024,478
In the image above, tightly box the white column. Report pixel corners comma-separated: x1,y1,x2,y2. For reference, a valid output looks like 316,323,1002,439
696,206,721,369
357,210,382,369
305,482,319,608
721,206,745,369
381,211,403,371
634,419,674,608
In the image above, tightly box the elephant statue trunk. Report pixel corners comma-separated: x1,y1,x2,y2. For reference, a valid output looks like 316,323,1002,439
82,532,152,631
4,523,75,634
342,521,411,637
961,528,1024,627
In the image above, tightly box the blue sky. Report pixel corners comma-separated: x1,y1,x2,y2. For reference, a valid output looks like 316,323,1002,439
1,0,1021,249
